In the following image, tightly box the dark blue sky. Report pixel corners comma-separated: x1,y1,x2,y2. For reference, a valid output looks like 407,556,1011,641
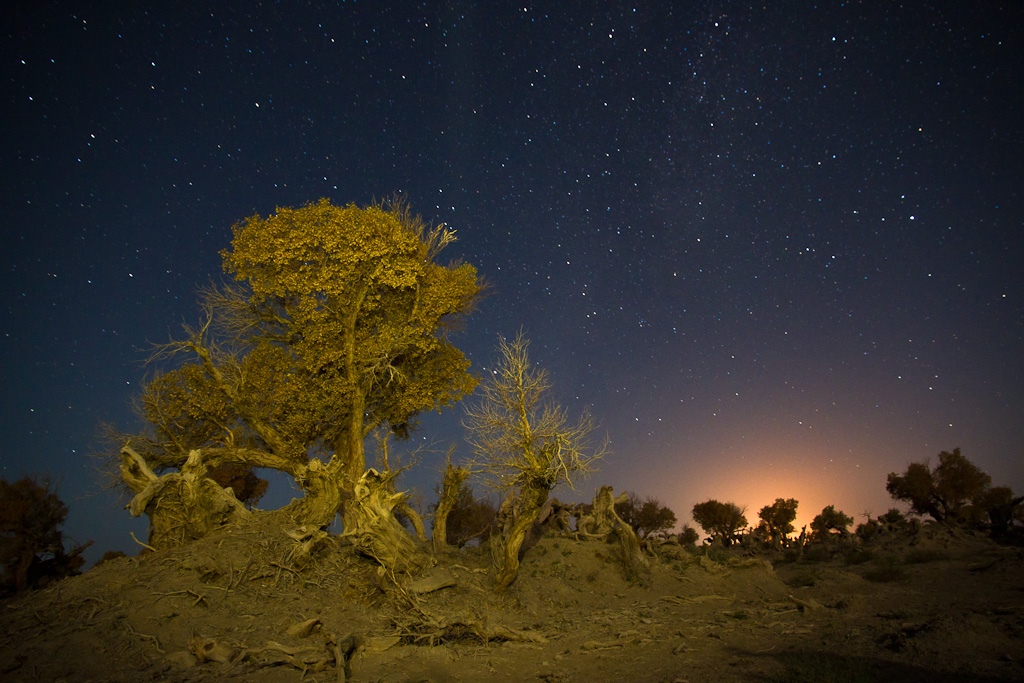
3,2,1022,562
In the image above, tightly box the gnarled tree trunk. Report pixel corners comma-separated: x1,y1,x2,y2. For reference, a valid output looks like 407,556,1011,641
279,458,343,529
491,484,549,592
432,461,470,554
341,468,425,573
586,485,649,582
121,446,250,549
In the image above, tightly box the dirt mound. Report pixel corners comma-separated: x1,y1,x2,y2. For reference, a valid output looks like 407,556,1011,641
2,518,1023,682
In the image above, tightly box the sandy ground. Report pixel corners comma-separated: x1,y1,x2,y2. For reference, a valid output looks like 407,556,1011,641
1,517,1022,683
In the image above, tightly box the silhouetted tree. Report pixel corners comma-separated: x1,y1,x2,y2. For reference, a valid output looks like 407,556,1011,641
856,508,910,541
615,492,678,539
886,448,992,525
0,477,90,593
691,500,747,546
810,505,854,542
756,498,798,547
677,525,700,549
978,486,1024,538
463,332,605,591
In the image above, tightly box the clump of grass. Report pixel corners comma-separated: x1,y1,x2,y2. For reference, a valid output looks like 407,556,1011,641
862,554,906,583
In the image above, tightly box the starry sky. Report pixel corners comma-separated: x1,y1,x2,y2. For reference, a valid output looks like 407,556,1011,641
3,2,1023,562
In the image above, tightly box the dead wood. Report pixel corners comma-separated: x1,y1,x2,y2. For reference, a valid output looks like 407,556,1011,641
121,447,251,549
342,468,426,573
432,459,470,554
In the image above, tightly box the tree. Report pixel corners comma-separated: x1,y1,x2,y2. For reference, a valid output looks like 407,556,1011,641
615,492,678,539
678,525,700,549
886,448,992,525
116,198,482,559
978,486,1024,538
810,505,854,542
432,476,496,550
756,498,798,547
0,477,91,593
691,500,747,546
463,332,605,591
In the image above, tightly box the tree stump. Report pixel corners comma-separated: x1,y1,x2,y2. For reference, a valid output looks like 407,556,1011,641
121,447,250,549
341,469,425,573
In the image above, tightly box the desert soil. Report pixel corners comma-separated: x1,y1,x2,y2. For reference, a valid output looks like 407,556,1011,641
1,516,1022,683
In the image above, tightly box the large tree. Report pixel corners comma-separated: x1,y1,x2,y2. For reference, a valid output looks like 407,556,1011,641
119,198,481,551
463,332,605,591
886,448,992,525
691,499,747,546
756,498,798,547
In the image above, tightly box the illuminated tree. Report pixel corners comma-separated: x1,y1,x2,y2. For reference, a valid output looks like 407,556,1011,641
117,198,481,560
0,477,90,593
691,500,747,546
810,505,854,542
886,448,992,525
615,492,678,539
463,332,605,591
756,498,798,547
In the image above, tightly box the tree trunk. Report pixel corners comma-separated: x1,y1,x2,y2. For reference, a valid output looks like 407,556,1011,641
492,484,549,592
341,469,425,573
279,458,343,528
590,485,649,582
432,461,469,554
121,447,250,549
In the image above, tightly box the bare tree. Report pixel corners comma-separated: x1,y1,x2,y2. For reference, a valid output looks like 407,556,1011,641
463,332,605,591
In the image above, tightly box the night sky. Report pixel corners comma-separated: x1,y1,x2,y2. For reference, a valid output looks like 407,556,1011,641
3,2,1022,563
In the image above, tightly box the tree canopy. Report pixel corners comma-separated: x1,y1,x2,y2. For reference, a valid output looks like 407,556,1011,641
886,448,992,525
615,493,678,539
809,505,854,542
691,499,747,546
756,498,798,546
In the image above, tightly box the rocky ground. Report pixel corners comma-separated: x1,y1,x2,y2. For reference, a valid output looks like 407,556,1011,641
1,516,1022,682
